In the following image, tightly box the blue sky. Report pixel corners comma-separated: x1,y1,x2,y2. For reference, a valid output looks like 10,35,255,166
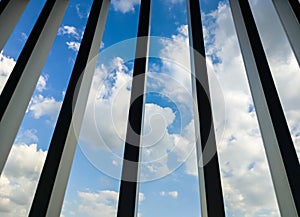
0,0,300,217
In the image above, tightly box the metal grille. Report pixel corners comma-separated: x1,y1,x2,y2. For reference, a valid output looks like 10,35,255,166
0,0,299,216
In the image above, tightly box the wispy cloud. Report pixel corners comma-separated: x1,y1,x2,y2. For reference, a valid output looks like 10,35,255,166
66,41,80,52
75,4,89,19
111,0,140,13
58,25,80,39
21,32,28,41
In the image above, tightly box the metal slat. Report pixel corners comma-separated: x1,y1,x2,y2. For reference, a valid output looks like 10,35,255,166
186,0,225,216
0,0,11,14
272,0,300,65
0,0,29,51
230,0,300,216
288,0,300,23
0,0,69,175
117,0,151,216
28,0,110,216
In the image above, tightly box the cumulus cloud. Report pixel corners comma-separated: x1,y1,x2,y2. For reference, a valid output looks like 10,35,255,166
114,0,300,215
78,57,132,152
76,51,197,181
28,94,62,119
15,129,39,144
58,25,84,52
62,190,144,217
36,75,48,92
157,25,192,106
0,51,15,93
143,24,225,178
77,190,118,217
65,1,298,216
1,2,293,216
0,144,47,217
198,1,300,216
0,52,48,94
111,0,140,13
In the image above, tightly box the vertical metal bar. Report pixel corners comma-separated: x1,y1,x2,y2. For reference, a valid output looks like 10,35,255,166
117,0,151,216
288,0,300,23
0,0,69,175
272,0,300,65
0,0,29,51
186,1,225,217
229,0,300,216
0,0,10,14
28,1,110,216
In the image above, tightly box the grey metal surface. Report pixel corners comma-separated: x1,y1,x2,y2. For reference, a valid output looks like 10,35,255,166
0,0,29,51
230,0,300,216
0,0,69,175
272,0,300,65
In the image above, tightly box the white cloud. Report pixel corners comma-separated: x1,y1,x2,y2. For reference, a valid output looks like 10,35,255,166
171,120,197,176
66,41,80,52
116,1,300,215
15,129,39,144
0,144,47,217
66,41,104,52
160,191,166,196
75,4,83,18
77,190,118,217
36,75,48,92
78,57,132,152
76,53,196,181
21,32,28,41
139,192,145,202
111,0,183,13
111,0,140,13
203,2,279,216
199,1,300,216
46,2,299,215
75,4,89,19
62,190,144,217
168,191,178,199
159,191,178,199
58,25,80,39
0,51,16,93
28,94,62,119
0,53,47,93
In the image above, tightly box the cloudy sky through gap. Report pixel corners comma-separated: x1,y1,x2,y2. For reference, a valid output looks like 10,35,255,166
0,0,299,216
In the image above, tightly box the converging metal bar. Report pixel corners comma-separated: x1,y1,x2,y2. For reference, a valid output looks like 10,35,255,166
117,0,151,216
272,0,300,65
186,1,225,217
0,0,30,51
0,0,10,14
288,0,300,23
230,0,300,216
28,0,110,216
0,0,69,175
